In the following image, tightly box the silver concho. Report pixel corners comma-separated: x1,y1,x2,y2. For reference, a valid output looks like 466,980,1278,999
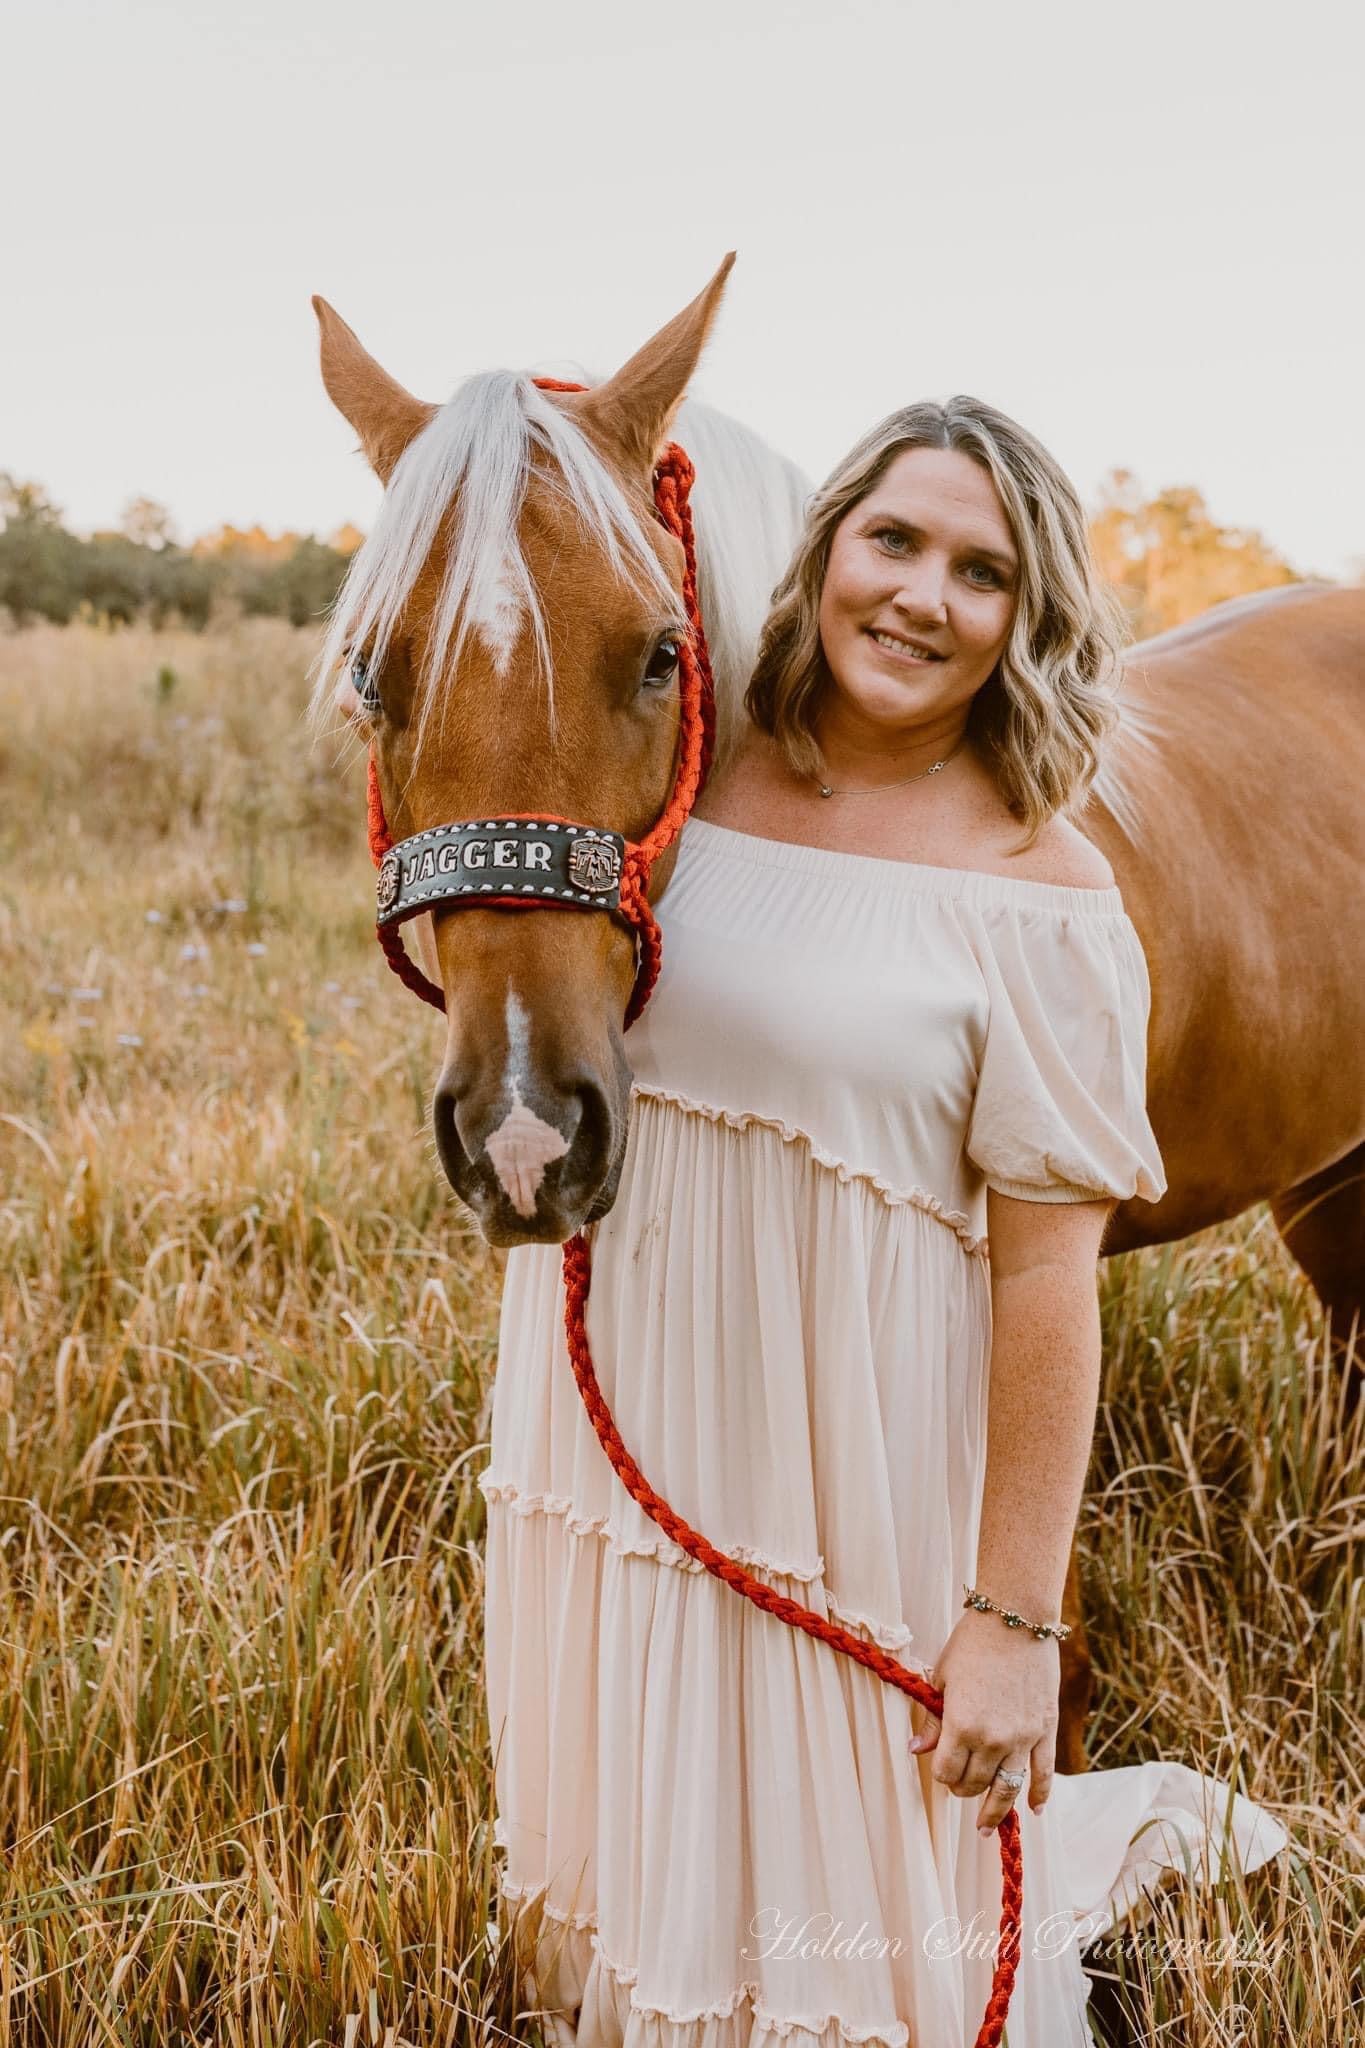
376,851,402,917
567,835,622,894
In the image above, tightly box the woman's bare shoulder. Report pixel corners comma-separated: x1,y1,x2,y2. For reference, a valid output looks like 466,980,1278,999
994,814,1117,891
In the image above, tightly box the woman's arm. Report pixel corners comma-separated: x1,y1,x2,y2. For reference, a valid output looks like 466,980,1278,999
910,1188,1113,1832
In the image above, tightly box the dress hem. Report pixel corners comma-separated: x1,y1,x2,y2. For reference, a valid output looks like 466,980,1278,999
498,1873,911,2045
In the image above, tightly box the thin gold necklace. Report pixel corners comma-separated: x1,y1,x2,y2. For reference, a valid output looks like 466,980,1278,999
814,732,969,798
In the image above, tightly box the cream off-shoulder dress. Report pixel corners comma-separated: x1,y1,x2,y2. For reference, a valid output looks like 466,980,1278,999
479,817,1288,2048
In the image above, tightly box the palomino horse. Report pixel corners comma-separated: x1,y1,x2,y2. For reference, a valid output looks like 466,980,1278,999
1083,579,1365,1348
310,259,1365,1772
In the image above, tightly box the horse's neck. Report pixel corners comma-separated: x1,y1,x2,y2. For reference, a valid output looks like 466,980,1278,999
673,397,810,778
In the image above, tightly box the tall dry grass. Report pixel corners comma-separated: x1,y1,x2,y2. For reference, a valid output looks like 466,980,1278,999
0,622,1360,2045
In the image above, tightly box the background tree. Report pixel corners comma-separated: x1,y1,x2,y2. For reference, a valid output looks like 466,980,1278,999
120,496,178,552
239,534,351,627
1089,468,1301,638
0,481,349,630
0,473,82,624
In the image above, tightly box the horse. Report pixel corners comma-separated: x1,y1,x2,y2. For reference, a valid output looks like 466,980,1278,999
1083,579,1365,1354
309,258,1365,1772
311,259,807,1249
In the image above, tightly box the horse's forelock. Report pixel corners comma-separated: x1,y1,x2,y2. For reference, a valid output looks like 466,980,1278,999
310,369,679,756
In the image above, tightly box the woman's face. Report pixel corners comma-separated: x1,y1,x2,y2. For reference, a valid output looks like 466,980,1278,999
817,445,1020,735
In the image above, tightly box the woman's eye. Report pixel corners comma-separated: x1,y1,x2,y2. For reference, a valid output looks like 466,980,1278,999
964,564,999,586
642,636,682,690
873,528,909,553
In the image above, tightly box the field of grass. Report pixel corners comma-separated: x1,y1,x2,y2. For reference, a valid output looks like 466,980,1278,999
1,621,1360,2046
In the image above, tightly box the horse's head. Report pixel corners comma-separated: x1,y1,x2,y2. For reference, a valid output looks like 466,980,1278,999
312,259,735,1247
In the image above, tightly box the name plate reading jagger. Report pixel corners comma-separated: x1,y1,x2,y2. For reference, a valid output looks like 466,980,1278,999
376,819,628,925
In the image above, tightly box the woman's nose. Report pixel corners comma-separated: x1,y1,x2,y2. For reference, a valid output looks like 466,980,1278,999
890,561,949,620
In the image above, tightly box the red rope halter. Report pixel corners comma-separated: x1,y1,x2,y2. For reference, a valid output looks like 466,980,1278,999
363,383,1023,2044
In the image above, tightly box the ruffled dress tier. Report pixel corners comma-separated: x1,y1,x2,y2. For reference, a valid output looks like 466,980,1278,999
481,818,1287,2048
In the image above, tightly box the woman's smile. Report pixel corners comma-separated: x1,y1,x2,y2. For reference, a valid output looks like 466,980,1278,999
865,625,949,667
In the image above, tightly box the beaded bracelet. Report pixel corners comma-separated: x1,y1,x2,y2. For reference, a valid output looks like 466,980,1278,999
962,1585,1073,1642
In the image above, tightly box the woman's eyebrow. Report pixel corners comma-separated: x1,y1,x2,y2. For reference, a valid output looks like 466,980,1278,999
862,511,1018,571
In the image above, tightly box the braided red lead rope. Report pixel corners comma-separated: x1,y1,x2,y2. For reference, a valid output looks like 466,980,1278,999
560,1237,1024,2046
364,382,1022,2043
367,757,445,1008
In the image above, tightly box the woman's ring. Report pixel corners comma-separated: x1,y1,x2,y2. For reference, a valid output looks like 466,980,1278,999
993,1766,1026,1792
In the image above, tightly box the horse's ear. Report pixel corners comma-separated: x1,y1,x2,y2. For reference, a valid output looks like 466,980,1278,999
573,253,736,475
312,296,435,483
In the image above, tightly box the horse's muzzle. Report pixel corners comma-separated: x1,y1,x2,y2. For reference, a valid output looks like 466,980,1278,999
432,1058,626,1246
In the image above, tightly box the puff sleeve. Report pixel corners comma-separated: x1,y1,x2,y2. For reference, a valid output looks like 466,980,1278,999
964,899,1168,1204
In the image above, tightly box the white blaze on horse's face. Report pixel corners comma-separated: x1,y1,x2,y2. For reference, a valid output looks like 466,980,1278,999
468,569,522,675
482,989,571,1218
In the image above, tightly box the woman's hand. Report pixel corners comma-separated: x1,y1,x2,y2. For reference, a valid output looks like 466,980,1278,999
908,1608,1059,1833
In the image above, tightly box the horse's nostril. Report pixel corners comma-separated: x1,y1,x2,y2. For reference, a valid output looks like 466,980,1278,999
570,1075,613,1178
432,1081,468,1192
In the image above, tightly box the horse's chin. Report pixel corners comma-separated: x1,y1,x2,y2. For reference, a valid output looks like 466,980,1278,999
465,1173,622,1250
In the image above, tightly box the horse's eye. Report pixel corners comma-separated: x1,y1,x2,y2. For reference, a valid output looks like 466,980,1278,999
351,653,382,713
642,635,682,690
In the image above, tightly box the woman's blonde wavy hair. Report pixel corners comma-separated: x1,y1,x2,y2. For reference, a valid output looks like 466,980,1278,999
743,396,1129,847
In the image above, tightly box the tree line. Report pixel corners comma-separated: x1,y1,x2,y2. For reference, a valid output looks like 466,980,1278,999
0,466,1329,640
0,478,357,630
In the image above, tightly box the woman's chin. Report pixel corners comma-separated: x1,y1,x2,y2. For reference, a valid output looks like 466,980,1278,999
843,666,953,719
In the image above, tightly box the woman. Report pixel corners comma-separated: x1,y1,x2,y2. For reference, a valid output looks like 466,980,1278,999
481,397,1287,2047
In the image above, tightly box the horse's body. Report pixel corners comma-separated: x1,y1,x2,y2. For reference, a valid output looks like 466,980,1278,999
1084,582,1365,1351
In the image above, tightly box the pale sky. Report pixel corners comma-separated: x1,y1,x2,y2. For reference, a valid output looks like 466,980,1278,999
6,0,1363,577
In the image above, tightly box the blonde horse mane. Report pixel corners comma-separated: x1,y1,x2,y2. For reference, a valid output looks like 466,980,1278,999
309,369,811,771
1088,685,1164,847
